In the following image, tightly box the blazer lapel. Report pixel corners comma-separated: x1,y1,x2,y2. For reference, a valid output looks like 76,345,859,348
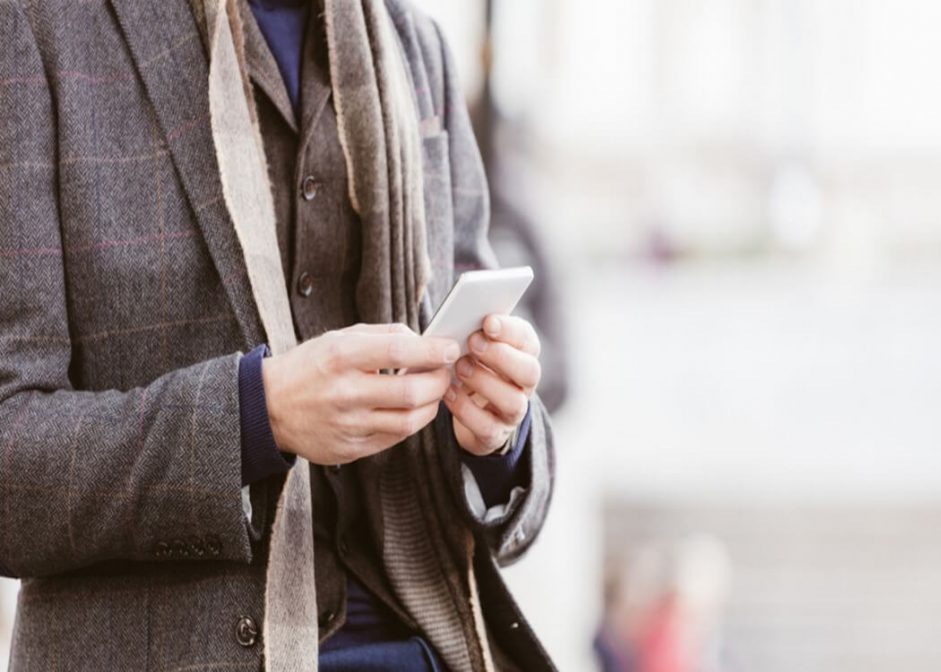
109,0,266,348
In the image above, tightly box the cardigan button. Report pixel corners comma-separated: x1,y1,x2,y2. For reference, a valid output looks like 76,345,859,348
296,272,314,298
301,175,319,201
235,615,259,648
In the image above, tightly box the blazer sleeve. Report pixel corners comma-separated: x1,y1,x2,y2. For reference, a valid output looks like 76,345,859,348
429,18,557,566
0,2,256,578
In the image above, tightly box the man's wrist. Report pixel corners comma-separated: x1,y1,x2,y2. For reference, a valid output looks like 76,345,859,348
456,402,533,509
260,354,291,455
239,345,295,486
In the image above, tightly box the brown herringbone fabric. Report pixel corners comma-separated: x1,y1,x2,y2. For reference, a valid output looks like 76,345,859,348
0,0,557,669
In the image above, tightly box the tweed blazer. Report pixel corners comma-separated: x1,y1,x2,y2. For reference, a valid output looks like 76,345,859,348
0,0,556,670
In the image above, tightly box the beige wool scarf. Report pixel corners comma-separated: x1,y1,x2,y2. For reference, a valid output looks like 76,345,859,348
201,1,494,670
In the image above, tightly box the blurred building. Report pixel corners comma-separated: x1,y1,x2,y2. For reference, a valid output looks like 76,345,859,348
418,1,941,670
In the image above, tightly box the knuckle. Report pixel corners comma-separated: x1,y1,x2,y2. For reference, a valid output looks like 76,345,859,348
399,413,420,437
526,359,542,388
496,342,513,366
420,405,438,428
528,325,542,355
435,370,452,395
335,412,359,436
458,358,477,383
387,337,408,368
332,381,355,411
485,425,505,449
334,442,359,464
449,388,466,414
323,335,346,370
399,379,420,408
482,342,502,369
456,395,472,418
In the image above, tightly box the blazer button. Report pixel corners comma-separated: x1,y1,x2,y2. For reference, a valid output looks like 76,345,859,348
319,611,335,628
300,176,318,201
296,272,314,298
235,615,259,648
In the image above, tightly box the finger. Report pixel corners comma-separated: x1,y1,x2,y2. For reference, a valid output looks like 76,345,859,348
481,315,540,356
326,332,460,372
349,432,406,460
444,384,512,452
364,402,440,438
323,432,401,465
469,390,489,409
339,322,414,335
355,368,450,410
454,357,529,425
466,334,541,392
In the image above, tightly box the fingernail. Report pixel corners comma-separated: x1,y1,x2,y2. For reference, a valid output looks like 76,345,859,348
456,358,474,379
470,333,488,354
444,342,460,363
484,316,501,337
445,385,457,402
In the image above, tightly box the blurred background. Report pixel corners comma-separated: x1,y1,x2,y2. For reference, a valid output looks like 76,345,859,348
5,0,941,670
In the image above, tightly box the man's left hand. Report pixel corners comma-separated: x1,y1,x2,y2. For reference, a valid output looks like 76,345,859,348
444,314,542,456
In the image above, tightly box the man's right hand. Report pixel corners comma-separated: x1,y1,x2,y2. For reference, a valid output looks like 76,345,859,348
261,323,459,466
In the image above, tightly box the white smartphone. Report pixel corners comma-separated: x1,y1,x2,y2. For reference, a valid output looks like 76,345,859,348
423,266,534,357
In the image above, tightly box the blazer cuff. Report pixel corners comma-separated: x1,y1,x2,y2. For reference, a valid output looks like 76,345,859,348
239,344,294,486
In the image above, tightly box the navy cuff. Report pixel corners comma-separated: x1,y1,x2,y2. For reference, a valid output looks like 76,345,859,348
458,402,533,509
239,344,295,486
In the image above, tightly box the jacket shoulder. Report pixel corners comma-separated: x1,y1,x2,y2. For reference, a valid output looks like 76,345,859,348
385,0,445,54
384,0,448,103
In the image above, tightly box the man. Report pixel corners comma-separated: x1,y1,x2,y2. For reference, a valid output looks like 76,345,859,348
0,0,555,670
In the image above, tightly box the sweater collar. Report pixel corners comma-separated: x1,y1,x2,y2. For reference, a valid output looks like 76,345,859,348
248,0,308,10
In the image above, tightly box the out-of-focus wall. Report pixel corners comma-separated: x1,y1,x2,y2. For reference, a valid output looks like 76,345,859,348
420,0,941,670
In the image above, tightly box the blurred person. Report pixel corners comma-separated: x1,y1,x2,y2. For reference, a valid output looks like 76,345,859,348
0,0,556,670
595,571,638,672
596,537,732,672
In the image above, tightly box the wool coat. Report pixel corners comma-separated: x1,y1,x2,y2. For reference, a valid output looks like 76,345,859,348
0,0,556,670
